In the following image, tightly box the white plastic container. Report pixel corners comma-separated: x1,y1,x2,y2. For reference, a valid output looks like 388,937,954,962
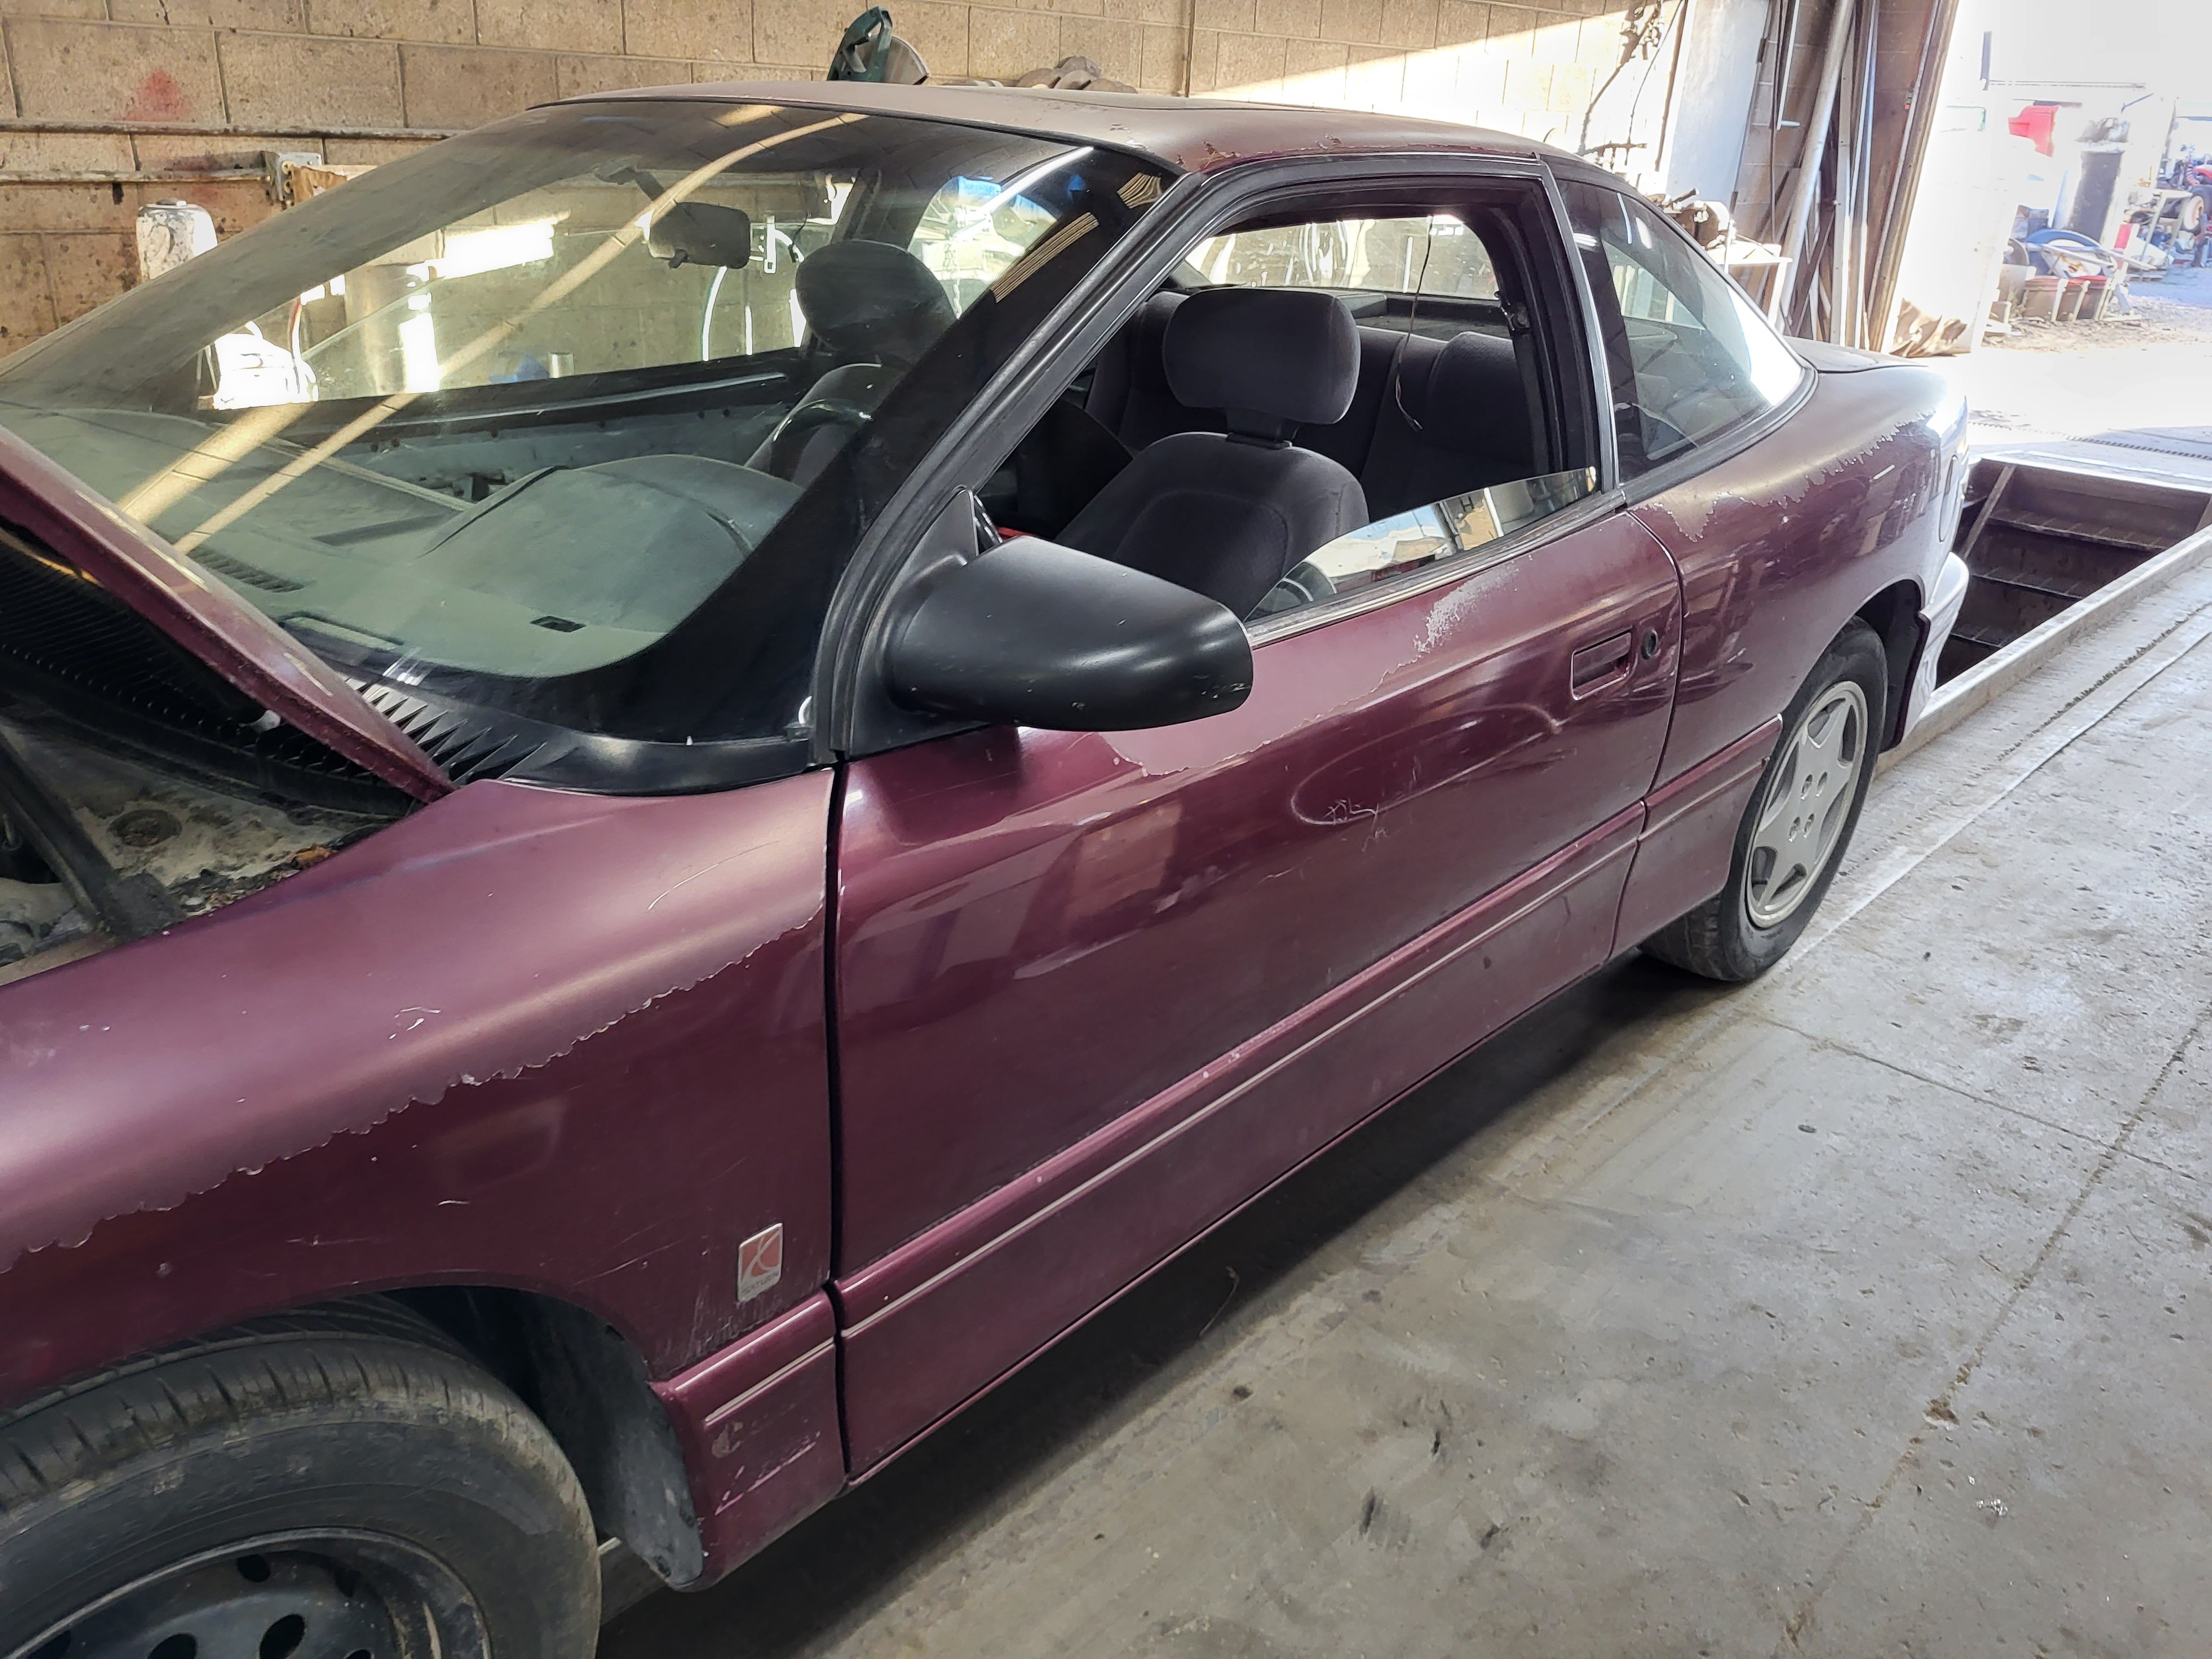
134,201,217,283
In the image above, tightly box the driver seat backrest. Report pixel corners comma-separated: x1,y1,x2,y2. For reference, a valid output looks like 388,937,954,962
747,239,955,484
1082,291,1217,450
1057,288,1368,618
1084,291,1546,521
1360,327,1537,513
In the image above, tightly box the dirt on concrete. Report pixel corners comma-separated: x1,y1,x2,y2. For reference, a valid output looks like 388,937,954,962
1991,265,2212,354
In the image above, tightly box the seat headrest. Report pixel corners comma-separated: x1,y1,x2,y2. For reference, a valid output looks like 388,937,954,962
1162,287,1359,438
796,240,957,366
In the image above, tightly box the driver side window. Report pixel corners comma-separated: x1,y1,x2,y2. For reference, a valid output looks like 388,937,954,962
971,187,1600,628
1559,181,1805,476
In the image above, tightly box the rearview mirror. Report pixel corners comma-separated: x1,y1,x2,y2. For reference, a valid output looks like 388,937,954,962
645,202,753,269
886,539,1254,731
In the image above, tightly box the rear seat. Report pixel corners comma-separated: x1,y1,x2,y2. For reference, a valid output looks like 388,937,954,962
1084,291,1540,522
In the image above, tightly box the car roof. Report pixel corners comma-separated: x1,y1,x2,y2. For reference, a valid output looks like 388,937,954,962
575,79,1593,179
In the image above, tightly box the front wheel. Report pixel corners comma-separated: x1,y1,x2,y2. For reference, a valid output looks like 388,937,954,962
0,1300,601,1659
1642,618,1886,982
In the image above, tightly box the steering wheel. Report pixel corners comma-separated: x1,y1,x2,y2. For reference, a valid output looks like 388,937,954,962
762,397,873,481
1622,400,1694,466
1253,557,1338,617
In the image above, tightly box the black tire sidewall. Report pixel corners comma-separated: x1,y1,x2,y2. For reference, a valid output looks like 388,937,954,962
0,1338,600,1658
1710,623,1887,979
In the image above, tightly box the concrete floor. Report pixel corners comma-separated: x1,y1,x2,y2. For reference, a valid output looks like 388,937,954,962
1947,262,2212,451
604,557,2212,1658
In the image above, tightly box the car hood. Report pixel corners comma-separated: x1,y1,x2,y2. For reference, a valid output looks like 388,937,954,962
0,423,450,802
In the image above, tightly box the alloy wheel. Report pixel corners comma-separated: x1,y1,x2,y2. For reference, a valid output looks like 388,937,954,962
1744,680,1868,930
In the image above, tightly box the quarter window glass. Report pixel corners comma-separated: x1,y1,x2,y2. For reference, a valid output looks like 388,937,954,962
1561,182,1804,475
1254,466,1600,619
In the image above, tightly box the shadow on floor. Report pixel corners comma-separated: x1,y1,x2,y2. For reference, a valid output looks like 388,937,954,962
600,953,1729,1658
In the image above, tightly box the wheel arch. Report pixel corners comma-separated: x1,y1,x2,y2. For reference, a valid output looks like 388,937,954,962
1854,578,1924,749
384,1285,708,1589
0,1276,712,1592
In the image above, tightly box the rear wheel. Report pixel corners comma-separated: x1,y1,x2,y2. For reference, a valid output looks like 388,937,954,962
1643,619,1885,982
0,1300,600,1659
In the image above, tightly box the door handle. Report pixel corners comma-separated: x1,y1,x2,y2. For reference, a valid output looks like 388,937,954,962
1569,629,1635,697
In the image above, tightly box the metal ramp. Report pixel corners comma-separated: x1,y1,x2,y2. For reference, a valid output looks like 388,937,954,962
1940,455,2212,684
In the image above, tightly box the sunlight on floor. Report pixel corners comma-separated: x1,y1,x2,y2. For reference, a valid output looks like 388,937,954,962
1940,264,2212,448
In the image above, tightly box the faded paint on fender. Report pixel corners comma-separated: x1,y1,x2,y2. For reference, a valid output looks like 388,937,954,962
0,772,833,1400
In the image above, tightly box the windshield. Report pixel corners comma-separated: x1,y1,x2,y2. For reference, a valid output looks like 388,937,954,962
0,101,1164,784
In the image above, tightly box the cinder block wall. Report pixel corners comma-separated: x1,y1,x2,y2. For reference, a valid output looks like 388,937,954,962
0,0,1656,355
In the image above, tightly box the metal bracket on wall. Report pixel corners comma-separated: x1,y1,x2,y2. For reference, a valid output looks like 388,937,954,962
0,163,267,188
0,117,463,141
0,118,456,196
0,143,399,203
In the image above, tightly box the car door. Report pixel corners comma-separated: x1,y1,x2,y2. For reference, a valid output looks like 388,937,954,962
829,179,1684,1472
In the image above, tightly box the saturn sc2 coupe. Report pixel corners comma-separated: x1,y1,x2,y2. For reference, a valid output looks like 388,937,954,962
0,82,1968,1658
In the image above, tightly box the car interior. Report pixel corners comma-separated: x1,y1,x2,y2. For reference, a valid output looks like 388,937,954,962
1009,259,1543,542
750,237,960,488
119,188,1585,681
0,153,1606,789
968,192,1589,624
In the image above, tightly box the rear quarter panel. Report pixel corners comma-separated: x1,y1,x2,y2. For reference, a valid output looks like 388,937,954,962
1632,362,1956,786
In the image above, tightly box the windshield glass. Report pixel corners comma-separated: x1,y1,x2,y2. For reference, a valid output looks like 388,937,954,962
0,101,1164,780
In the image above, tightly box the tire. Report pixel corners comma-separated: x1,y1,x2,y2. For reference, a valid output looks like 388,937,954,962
1642,619,1886,983
0,1298,600,1659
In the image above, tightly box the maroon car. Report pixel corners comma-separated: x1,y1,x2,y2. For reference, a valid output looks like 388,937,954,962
0,84,1966,1656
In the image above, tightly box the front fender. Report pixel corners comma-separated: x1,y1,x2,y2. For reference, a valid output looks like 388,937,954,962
0,770,833,1410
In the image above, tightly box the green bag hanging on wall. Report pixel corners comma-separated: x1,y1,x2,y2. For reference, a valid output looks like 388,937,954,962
828,9,928,82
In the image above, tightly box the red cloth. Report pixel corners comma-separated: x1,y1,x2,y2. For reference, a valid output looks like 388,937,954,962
2008,104,2058,156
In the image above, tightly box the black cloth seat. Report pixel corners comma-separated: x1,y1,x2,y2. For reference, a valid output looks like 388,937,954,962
1082,291,1218,450
1058,287,1369,618
1084,290,1541,521
749,240,956,484
1360,328,1537,513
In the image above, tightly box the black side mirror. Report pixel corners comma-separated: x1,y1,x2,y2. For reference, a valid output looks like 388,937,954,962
886,538,1254,732
646,202,753,269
